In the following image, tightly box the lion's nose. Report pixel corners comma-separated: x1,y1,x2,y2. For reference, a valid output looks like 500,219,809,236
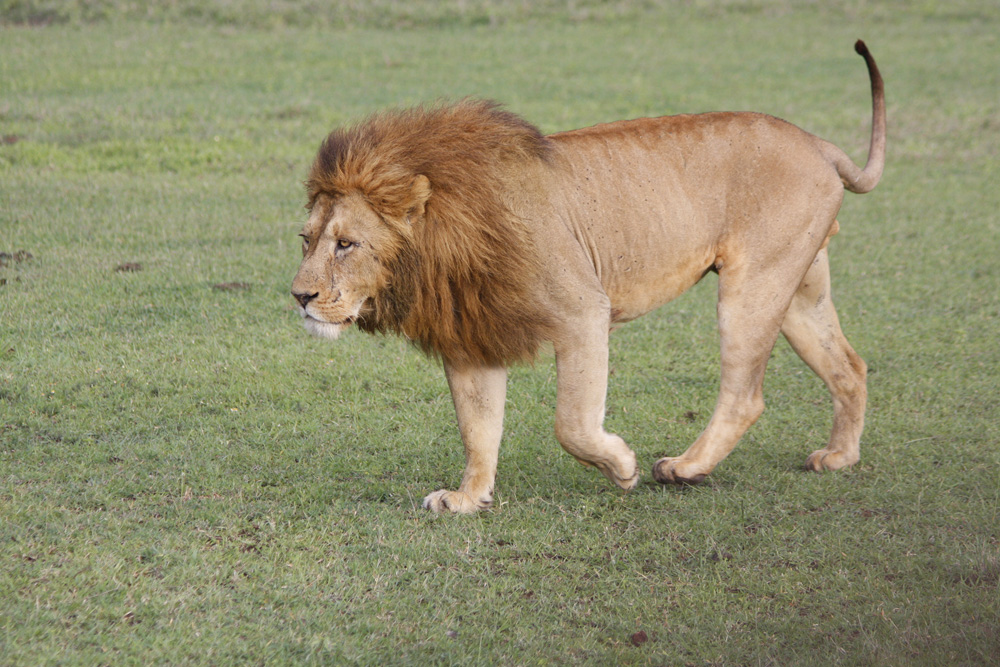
292,291,318,309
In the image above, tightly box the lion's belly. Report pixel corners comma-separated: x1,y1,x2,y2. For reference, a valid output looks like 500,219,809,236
551,178,721,324
602,244,717,323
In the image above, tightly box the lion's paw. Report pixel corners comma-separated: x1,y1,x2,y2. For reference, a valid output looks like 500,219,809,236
651,457,708,486
581,447,639,491
616,467,641,491
422,489,490,514
601,456,640,491
804,449,859,472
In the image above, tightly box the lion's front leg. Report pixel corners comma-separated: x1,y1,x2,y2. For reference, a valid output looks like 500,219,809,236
552,317,639,491
422,362,507,514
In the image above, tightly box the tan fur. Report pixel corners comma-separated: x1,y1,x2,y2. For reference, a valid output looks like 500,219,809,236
292,42,886,513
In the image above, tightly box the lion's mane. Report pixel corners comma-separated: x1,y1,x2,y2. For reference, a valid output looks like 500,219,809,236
306,99,556,367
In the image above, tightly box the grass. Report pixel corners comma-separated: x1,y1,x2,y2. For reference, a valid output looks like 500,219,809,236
2,1,999,664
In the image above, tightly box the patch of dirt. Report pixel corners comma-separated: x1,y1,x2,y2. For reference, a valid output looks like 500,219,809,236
953,558,1000,587
629,630,649,647
115,262,143,272
0,250,33,267
213,282,251,291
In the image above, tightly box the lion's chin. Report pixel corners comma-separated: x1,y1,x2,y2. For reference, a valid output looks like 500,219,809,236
301,315,354,340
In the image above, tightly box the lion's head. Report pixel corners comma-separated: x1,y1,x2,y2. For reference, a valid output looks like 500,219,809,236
291,99,556,367
291,183,424,340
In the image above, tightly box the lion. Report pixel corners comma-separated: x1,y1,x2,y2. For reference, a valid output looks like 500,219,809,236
292,41,885,513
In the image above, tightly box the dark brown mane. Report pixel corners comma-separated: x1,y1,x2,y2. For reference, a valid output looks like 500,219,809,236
306,99,556,367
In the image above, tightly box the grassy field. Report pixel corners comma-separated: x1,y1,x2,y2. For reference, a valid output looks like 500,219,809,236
2,1,999,664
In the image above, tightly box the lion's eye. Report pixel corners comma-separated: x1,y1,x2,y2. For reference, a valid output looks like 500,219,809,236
298,234,310,251
336,239,354,250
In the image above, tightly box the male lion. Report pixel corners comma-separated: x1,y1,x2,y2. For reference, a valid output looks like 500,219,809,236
292,41,885,513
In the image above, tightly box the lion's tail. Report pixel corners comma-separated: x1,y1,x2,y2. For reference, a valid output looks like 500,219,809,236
822,40,886,194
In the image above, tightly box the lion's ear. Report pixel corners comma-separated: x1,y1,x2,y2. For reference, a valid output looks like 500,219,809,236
407,174,432,221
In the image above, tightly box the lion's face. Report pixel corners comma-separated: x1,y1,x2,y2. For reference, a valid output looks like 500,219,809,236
291,192,405,340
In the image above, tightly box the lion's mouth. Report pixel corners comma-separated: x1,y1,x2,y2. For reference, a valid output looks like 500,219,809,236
300,311,357,340
303,313,355,326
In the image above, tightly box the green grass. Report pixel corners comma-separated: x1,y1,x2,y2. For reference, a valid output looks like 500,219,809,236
2,2,999,664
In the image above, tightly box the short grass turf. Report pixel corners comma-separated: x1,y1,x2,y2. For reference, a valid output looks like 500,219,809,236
2,1,999,665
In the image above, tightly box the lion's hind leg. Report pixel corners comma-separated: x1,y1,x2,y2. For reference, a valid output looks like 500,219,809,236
653,242,818,485
780,247,867,471
652,283,775,485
